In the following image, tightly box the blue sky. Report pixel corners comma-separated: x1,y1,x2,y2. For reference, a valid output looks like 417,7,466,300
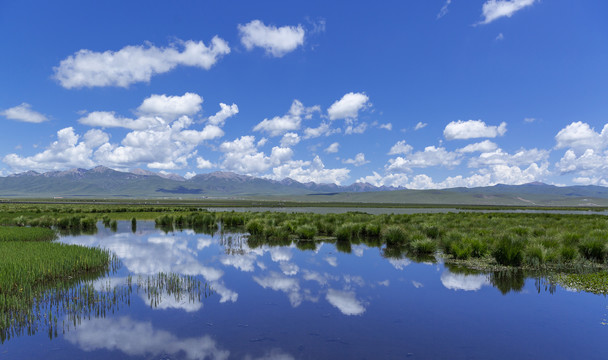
1,0,607,188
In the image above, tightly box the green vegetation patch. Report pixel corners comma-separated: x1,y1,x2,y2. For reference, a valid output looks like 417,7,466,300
0,226,113,341
555,272,608,295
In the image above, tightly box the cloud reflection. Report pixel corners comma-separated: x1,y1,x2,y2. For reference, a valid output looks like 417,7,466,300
325,289,366,316
440,271,490,291
65,316,229,360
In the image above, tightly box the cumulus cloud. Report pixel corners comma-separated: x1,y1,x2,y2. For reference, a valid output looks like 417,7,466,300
54,38,230,88
238,20,305,57
555,121,608,153
254,100,319,137
444,120,507,140
208,103,239,127
267,156,350,185
379,123,392,131
280,133,300,147
555,149,608,178
220,136,292,175
457,140,498,153
386,146,461,173
343,153,369,166
325,289,365,316
327,92,370,121
137,93,203,119
1,103,48,123
388,140,413,155
3,127,106,172
324,142,339,153
79,111,157,130
357,171,410,188
478,0,537,25
196,157,214,169
303,122,340,139
468,148,549,168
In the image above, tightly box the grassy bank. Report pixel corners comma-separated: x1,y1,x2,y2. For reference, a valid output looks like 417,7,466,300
0,226,113,341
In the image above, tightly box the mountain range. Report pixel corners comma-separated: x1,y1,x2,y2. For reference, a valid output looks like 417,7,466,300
1,166,608,206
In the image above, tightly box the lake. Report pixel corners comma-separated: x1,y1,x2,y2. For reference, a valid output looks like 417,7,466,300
2,220,606,359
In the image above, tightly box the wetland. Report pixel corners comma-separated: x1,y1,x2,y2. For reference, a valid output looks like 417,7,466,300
0,203,607,359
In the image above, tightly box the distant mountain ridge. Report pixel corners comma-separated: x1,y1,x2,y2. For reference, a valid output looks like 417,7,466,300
0,166,401,198
2,166,608,206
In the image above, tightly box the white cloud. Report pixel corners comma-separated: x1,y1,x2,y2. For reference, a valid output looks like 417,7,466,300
555,121,608,153
444,120,507,140
54,38,230,88
267,156,350,185
184,171,196,179
386,146,461,173
437,0,452,19
479,0,537,25
555,149,608,177
238,20,305,57
196,157,214,169
468,148,549,168
208,103,239,127
327,92,370,121
3,127,106,172
357,171,409,188
344,122,367,135
401,162,548,189
524,117,536,123
93,113,224,170
280,132,300,147
219,136,292,175
325,289,365,316
138,93,203,119
79,111,157,130
379,123,392,131
1,103,48,123
343,153,369,166
388,140,413,155
414,122,427,131
457,140,498,153
324,142,339,153
495,33,505,41
303,122,340,139
253,100,319,137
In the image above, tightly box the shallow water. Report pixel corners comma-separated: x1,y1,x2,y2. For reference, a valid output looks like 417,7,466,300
2,221,606,359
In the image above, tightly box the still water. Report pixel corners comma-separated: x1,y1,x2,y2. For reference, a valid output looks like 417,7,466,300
2,221,606,359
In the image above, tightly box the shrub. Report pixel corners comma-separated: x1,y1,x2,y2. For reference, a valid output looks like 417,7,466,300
381,225,408,245
578,238,607,262
245,220,264,236
493,236,525,266
410,238,437,255
295,225,317,240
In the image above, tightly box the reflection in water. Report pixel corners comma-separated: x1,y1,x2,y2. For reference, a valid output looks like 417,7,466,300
26,221,603,359
326,289,366,316
65,317,230,360
441,271,490,291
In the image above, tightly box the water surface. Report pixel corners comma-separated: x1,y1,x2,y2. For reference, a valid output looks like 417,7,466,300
2,221,606,359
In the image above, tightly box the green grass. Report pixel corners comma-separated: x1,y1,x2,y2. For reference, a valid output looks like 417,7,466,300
0,226,113,342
